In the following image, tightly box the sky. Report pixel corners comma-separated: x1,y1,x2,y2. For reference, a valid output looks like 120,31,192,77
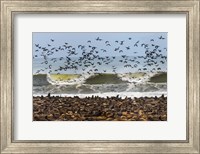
33,32,167,58
32,32,167,74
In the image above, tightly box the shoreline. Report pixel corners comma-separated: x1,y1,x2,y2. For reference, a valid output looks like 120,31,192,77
33,91,167,98
33,94,167,121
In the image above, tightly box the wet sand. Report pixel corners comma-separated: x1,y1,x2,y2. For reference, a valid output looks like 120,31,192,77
33,95,167,121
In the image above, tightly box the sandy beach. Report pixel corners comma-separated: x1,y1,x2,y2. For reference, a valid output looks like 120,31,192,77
33,94,167,121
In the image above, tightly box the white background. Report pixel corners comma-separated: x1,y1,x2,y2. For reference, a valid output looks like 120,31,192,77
14,14,186,140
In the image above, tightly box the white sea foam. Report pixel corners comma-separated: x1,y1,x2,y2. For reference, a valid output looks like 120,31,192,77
118,72,158,84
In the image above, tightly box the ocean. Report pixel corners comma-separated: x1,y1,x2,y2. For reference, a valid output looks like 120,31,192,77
33,56,167,97
33,73,167,97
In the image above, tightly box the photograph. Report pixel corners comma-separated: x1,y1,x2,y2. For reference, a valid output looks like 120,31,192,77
33,32,167,121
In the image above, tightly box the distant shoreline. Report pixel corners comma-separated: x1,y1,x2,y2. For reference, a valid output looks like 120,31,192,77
33,92,167,99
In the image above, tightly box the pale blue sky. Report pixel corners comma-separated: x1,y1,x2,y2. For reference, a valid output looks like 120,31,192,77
33,32,167,74
33,32,167,58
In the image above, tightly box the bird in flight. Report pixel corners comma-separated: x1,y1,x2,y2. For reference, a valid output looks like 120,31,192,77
159,36,165,39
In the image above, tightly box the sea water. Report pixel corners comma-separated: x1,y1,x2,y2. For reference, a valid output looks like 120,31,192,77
33,56,167,97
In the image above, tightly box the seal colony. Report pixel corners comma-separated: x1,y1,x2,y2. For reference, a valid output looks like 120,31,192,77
33,94,167,121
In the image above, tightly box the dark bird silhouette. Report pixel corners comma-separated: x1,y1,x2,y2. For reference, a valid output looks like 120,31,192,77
120,41,124,45
159,36,165,39
134,41,139,47
114,47,120,51
96,37,102,41
101,49,107,52
35,44,39,47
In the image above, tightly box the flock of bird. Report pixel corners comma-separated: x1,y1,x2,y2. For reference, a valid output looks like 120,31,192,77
33,35,167,75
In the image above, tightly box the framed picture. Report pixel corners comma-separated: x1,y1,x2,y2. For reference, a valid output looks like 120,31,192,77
1,0,199,153
33,32,167,121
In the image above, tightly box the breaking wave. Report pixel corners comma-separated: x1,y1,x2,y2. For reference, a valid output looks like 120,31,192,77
33,72,167,95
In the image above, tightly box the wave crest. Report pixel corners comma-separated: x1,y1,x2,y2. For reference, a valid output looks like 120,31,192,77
33,72,167,87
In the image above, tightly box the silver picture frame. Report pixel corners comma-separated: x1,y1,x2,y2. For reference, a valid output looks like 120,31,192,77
0,0,199,153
